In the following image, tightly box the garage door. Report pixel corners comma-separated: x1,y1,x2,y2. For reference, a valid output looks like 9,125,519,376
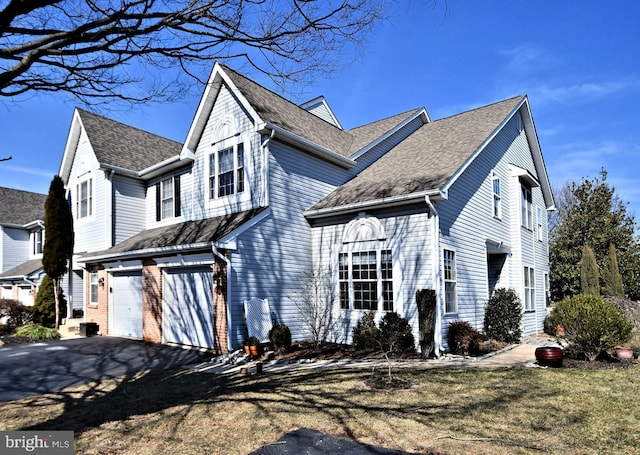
163,267,215,349
111,272,143,338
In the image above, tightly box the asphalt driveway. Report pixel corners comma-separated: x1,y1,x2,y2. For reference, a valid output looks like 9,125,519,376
0,336,209,402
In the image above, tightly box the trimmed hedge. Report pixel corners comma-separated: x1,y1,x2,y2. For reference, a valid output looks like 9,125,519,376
484,288,522,343
268,323,292,352
379,312,415,355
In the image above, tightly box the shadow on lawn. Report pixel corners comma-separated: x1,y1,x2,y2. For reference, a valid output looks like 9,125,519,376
12,366,567,449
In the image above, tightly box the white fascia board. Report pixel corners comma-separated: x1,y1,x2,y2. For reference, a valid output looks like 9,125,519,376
78,242,213,264
260,123,355,169
214,207,272,250
350,109,429,161
441,97,528,198
520,98,556,211
58,109,84,183
304,189,444,220
181,63,263,157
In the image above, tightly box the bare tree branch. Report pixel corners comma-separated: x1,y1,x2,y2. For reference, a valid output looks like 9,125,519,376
0,0,388,104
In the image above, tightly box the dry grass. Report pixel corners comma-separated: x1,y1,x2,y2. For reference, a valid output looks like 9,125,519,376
1,365,639,454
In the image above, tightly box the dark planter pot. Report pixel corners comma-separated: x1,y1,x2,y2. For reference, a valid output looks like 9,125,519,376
535,346,563,367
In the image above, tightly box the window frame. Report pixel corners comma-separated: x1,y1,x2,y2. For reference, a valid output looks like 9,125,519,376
521,183,533,230
524,266,535,311
89,266,99,305
32,229,43,255
155,175,181,221
76,178,93,220
443,249,457,314
492,174,501,219
338,248,394,312
209,141,245,200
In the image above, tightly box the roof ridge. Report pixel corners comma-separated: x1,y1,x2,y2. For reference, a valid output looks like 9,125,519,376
432,95,525,123
220,64,349,132
0,186,47,197
349,108,424,131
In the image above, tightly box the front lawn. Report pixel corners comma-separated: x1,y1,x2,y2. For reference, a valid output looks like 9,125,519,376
1,365,638,454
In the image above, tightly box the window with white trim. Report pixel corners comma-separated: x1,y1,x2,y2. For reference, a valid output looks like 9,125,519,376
76,178,93,219
338,249,393,311
209,142,245,199
524,266,535,311
31,229,44,255
537,207,544,241
90,266,99,305
521,184,533,229
155,175,181,221
492,174,501,218
444,249,457,313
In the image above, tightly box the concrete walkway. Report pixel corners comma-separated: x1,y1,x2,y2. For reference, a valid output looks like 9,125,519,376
189,341,556,375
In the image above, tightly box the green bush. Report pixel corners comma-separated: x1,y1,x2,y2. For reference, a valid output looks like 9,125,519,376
15,323,60,341
543,314,556,336
32,274,67,328
0,299,32,333
447,321,486,355
484,288,522,343
379,312,415,355
352,311,380,350
551,294,633,360
269,323,292,352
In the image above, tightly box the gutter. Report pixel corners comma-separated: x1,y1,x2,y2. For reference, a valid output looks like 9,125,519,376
304,189,444,220
425,195,443,357
258,122,355,169
212,245,233,353
78,242,214,264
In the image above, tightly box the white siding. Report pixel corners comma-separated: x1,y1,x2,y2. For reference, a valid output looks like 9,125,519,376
1,227,29,272
113,174,146,243
436,112,549,343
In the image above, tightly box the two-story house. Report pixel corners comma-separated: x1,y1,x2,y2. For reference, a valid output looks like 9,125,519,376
58,63,554,354
0,187,48,305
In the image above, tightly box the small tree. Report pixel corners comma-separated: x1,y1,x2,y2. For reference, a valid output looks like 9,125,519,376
289,267,338,347
42,175,74,330
32,274,67,328
602,243,625,297
580,244,600,296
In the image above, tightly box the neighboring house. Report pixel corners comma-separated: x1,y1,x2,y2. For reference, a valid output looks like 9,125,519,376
59,63,554,354
0,187,48,306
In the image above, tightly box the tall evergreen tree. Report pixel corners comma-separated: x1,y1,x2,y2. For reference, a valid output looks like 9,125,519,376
580,245,599,295
550,169,640,300
42,175,74,330
602,243,625,297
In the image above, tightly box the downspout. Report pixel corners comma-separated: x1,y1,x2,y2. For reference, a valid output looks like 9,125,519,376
212,244,232,352
425,195,443,356
261,129,275,207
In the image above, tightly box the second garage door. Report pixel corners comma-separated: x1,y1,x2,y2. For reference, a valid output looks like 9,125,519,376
111,271,143,338
163,267,215,349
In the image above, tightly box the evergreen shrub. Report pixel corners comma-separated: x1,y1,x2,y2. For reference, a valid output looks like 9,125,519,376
379,312,415,355
551,294,633,360
484,288,522,343
268,323,292,352
352,311,380,350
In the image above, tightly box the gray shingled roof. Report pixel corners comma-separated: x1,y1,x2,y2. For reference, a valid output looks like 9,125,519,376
0,258,42,279
0,187,47,226
223,66,421,158
77,109,182,172
83,208,266,259
310,96,524,211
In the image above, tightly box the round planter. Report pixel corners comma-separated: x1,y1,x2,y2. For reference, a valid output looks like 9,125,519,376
615,346,634,360
535,346,563,367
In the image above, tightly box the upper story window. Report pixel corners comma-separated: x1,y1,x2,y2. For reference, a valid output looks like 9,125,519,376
339,249,394,311
155,175,181,221
31,229,44,255
209,142,244,199
521,184,533,229
76,178,93,219
492,174,501,219
443,249,457,313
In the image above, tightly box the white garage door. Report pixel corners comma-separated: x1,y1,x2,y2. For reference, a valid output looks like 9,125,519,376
163,267,215,349
111,272,143,338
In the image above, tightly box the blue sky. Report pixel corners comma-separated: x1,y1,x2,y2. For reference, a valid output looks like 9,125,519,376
2,1,639,217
